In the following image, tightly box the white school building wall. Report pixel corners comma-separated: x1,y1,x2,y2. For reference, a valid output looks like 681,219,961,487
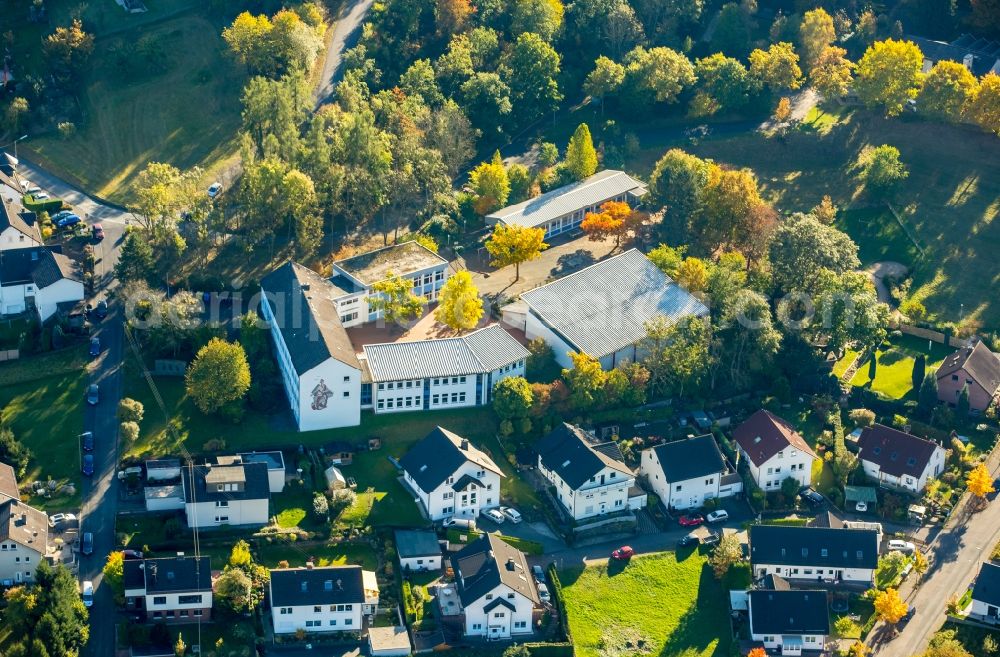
371,361,526,414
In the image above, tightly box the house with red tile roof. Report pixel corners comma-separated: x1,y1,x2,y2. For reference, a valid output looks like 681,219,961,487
857,424,945,494
936,342,1000,414
733,410,818,493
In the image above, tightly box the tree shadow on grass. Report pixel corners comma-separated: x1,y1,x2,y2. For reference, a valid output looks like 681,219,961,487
659,564,730,657
878,350,907,366
557,564,585,587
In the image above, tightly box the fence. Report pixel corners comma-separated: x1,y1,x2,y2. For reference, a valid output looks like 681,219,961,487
895,323,972,349
0,349,19,362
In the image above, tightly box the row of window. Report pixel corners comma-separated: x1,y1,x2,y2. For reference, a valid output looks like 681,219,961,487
0,543,18,550
378,380,421,390
432,392,467,406
470,621,528,630
152,594,203,605
288,619,354,628
377,396,420,410
432,376,467,386
765,462,806,476
411,271,446,288
278,604,354,614
151,609,203,619
340,311,359,323
674,478,715,492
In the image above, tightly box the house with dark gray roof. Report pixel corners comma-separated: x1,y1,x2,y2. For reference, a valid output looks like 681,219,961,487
447,533,541,639
857,424,946,494
0,462,19,501
936,341,1000,413
123,556,213,622
0,191,41,252
486,169,647,239
733,410,817,493
0,246,83,321
970,562,1000,621
395,529,443,571
750,525,879,586
268,565,380,634
181,462,270,528
400,427,504,522
520,249,708,369
908,33,1000,78
536,423,637,520
640,435,741,511
748,589,830,655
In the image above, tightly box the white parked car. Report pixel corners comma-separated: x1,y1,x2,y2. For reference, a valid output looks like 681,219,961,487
887,539,916,554
47,513,77,528
706,510,729,524
207,182,222,198
442,517,476,531
855,501,868,512
501,506,522,523
537,582,551,603
81,580,94,608
481,508,505,524
32,191,49,200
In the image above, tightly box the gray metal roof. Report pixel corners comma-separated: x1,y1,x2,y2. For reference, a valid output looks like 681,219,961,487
486,170,647,228
363,324,528,382
520,249,708,359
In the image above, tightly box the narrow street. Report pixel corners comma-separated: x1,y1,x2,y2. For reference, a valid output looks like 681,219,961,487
313,0,376,107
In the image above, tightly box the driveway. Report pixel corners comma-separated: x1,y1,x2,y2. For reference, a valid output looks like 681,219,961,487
313,0,376,107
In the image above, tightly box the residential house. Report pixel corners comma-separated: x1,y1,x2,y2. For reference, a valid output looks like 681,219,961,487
181,461,270,528
485,170,647,240
640,435,741,511
0,193,41,252
0,498,47,584
733,410,818,492
123,556,213,622
519,249,708,369
395,529,442,572
908,33,1000,77
0,246,84,321
260,262,363,432
367,626,412,657
935,341,1000,413
857,424,946,494
449,533,541,639
330,241,450,327
749,525,879,586
361,325,529,414
970,561,1000,622
399,427,504,521
268,565,379,635
536,423,635,520
145,459,182,482
237,451,286,493
0,463,20,501
748,589,830,656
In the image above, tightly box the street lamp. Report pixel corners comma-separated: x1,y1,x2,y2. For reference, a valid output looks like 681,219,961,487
0,134,28,161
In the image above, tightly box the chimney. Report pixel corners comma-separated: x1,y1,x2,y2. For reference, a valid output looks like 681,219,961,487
506,558,516,571
306,560,314,569
301,581,308,592
963,53,974,70
336,579,343,591
460,439,469,450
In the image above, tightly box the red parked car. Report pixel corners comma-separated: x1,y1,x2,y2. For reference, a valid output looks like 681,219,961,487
611,546,635,560
678,514,705,527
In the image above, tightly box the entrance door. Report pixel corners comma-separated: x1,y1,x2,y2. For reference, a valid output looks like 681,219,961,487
599,502,607,514
14,572,22,583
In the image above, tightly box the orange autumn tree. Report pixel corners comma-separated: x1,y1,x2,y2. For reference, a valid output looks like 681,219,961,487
580,200,639,246
747,648,767,657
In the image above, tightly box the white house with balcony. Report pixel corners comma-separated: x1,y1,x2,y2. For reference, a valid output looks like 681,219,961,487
749,525,879,586
330,241,449,327
399,427,504,521
970,562,1000,622
857,424,946,494
640,435,740,511
536,423,634,521
123,556,213,622
449,533,541,639
268,565,379,635
748,589,830,656
733,409,818,492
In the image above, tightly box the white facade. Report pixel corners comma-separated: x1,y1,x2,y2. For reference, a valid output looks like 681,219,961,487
539,462,633,520
750,631,826,656
399,554,442,572
860,446,946,494
751,562,876,586
0,226,40,252
273,599,363,634
0,277,83,321
403,462,502,522
370,361,525,414
463,583,536,639
184,497,269,528
971,596,1000,620
143,590,213,621
0,539,44,584
640,448,724,511
742,447,816,492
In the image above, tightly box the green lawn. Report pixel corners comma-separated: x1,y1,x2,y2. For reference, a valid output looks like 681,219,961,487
272,482,326,531
560,551,729,657
835,208,923,267
258,542,378,570
0,349,89,510
850,335,952,399
17,2,243,203
832,348,861,379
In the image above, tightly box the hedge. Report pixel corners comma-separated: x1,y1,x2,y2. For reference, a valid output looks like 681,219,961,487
547,564,572,644
525,642,574,657
23,195,64,214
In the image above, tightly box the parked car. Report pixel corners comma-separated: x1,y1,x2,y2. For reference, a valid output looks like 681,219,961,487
501,506,522,523
537,582,551,604
33,192,50,200
855,501,868,513
92,223,105,241
611,546,634,560
89,337,100,357
799,487,824,507
678,514,705,527
51,210,73,222
81,532,94,555
678,532,700,548
701,531,720,546
82,454,95,476
55,214,81,229
95,300,108,319
481,508,505,524
887,539,916,554
207,182,222,198
48,513,77,528
532,564,545,583
25,184,42,195
442,517,476,531
122,549,144,560
86,384,99,405
706,510,729,524
80,431,94,452
899,605,915,626
81,580,94,608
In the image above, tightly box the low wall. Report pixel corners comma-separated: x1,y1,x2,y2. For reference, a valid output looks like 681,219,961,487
0,349,19,362
895,323,971,349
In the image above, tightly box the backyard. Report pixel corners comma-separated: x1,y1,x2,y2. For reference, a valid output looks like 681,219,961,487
846,334,953,400
559,550,729,657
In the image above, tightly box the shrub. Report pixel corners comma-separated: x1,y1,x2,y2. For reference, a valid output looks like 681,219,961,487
202,438,227,451
57,121,76,139
119,421,140,443
117,398,145,423
849,408,875,427
312,492,329,518
330,489,357,516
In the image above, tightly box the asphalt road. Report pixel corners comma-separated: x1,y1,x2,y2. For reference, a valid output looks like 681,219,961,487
313,0,375,107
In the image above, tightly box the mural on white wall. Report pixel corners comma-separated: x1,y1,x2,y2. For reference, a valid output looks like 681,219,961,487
311,379,333,411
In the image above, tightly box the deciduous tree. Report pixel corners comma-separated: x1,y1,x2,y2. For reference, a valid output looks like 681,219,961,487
749,42,803,91
44,19,94,76
622,46,696,106
103,552,125,604
459,73,512,136
584,56,626,113
769,213,860,294
435,0,473,36
798,8,836,68
185,339,252,414
855,39,925,116
469,151,511,214
856,145,909,198
222,12,274,73
370,272,425,326
435,271,484,331
809,46,854,100
564,123,599,181
968,462,995,498
485,224,547,281
562,352,607,410
918,372,939,417
692,53,753,116
676,257,708,292
873,588,908,626
968,72,1000,135
648,149,712,244
511,0,565,42
492,376,534,422
581,200,633,245
644,315,712,398
215,568,254,613
502,33,562,128
917,60,978,122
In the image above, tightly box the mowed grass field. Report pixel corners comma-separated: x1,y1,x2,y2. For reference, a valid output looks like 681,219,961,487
680,107,1000,328
849,334,953,399
17,3,244,203
559,551,729,657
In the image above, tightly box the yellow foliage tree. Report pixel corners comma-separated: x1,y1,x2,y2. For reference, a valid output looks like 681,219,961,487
810,46,854,100
580,200,634,246
967,462,995,499
185,338,252,414
485,223,547,281
470,151,511,215
873,588,908,626
969,72,1000,136
435,271,484,331
676,257,708,292
747,648,767,657
854,39,925,116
